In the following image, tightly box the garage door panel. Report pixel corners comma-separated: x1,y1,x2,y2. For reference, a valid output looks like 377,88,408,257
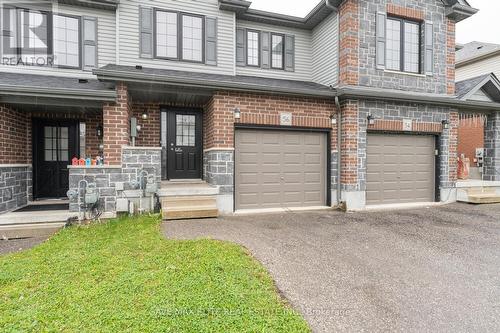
236,129,327,210
367,134,435,205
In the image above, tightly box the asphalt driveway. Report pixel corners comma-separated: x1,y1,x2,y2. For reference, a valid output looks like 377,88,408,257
164,203,500,333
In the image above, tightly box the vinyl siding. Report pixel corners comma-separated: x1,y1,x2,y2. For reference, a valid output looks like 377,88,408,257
0,2,115,78
236,20,312,82
456,54,500,81
311,13,338,86
469,89,494,102
118,0,235,76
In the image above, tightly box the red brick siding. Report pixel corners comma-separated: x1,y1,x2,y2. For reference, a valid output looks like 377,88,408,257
204,91,337,150
458,121,484,162
368,119,442,133
338,0,359,86
131,103,161,147
386,4,424,20
340,100,358,186
103,82,131,165
446,19,456,95
0,105,28,164
449,111,459,182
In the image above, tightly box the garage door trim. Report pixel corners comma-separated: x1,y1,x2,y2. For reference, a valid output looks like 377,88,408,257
234,124,332,211
367,130,440,203
366,132,439,205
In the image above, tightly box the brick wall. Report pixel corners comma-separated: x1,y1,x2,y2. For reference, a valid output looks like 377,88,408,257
340,100,359,190
338,0,359,86
204,91,337,149
131,103,161,147
0,105,28,164
446,19,456,95
103,82,131,165
458,122,484,161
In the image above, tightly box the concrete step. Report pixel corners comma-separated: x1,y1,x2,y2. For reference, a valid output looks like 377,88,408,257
1,222,65,240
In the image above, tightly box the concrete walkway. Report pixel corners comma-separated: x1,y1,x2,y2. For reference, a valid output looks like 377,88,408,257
164,203,500,333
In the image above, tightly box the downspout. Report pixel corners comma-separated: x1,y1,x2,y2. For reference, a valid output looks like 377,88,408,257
325,0,336,10
334,94,342,207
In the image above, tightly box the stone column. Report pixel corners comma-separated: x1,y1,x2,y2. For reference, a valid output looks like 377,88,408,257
103,82,131,165
484,112,500,181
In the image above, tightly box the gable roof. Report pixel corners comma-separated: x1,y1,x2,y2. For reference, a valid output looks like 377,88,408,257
456,41,500,67
456,73,500,102
219,0,477,29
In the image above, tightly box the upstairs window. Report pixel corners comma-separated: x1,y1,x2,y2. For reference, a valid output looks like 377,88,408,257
1,7,97,70
154,10,204,63
53,15,80,68
271,34,284,69
155,10,177,58
181,14,203,62
385,17,421,74
246,30,259,66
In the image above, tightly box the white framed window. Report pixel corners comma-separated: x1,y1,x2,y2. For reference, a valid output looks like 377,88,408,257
53,15,80,68
155,10,177,59
19,10,50,60
386,17,421,74
271,34,284,69
181,14,203,62
247,30,259,66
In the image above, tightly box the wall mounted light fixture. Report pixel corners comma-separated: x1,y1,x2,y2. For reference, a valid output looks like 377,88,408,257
330,114,337,125
234,108,241,119
96,125,103,138
142,112,148,120
442,120,450,130
367,114,376,125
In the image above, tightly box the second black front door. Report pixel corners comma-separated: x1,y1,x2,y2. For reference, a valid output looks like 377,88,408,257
33,119,79,199
166,110,203,179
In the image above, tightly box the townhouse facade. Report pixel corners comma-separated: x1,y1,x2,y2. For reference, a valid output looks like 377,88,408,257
2,0,499,217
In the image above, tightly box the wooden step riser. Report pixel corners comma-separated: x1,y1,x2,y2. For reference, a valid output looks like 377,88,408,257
163,209,219,220
162,198,217,209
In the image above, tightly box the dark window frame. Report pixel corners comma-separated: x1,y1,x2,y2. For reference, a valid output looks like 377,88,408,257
246,29,260,67
386,16,422,74
270,32,285,70
153,9,205,64
4,7,86,70
52,13,82,70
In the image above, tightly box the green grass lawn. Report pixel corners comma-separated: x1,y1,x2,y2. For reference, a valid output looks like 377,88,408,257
0,215,309,333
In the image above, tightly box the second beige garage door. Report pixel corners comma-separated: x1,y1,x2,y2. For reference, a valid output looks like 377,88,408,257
366,133,436,205
235,129,327,210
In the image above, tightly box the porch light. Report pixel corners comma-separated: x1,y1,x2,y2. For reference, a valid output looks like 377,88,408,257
367,114,376,125
442,120,450,130
142,112,148,120
234,108,241,119
330,114,337,125
96,125,103,138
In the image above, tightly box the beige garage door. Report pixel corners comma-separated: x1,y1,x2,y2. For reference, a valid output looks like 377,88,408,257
235,129,327,210
366,133,436,205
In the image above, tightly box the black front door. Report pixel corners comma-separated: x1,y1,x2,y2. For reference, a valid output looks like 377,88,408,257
165,110,203,179
33,119,79,199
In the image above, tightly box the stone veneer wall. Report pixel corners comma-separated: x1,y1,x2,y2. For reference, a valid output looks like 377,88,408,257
0,166,31,214
357,100,458,204
203,150,234,195
68,147,161,213
484,113,500,181
357,0,451,94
